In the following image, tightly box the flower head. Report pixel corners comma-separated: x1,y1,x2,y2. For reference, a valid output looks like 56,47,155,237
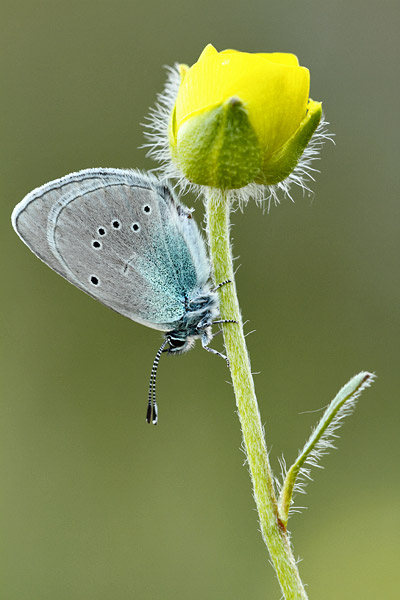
145,44,330,205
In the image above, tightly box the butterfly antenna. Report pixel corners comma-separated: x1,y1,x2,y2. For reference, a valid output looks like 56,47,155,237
146,338,169,425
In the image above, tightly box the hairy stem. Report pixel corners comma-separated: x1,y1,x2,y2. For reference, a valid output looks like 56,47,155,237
205,189,307,600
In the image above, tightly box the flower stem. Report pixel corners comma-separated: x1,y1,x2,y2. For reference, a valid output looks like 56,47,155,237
205,189,308,600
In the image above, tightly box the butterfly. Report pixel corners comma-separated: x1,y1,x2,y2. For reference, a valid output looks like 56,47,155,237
12,168,235,424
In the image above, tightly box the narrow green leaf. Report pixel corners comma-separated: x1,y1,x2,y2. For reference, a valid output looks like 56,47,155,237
278,371,375,526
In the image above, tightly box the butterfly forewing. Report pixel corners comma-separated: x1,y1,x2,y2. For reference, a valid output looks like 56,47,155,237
12,168,205,330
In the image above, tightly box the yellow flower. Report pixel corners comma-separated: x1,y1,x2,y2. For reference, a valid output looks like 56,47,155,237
168,44,322,190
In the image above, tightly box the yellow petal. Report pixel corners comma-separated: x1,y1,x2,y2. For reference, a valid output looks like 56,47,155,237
175,51,309,156
197,43,218,61
220,49,299,66
261,53,299,66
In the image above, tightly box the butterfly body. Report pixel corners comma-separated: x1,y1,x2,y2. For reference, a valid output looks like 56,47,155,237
12,168,229,423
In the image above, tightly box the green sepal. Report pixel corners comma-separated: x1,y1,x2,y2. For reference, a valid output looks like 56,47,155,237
257,101,322,185
171,98,262,189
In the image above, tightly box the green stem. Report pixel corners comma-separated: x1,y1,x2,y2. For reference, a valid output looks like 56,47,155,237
205,189,308,600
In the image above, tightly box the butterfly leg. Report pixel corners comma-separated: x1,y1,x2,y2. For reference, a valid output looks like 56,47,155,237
213,319,238,325
212,279,231,292
201,332,230,367
209,319,238,342
212,280,238,327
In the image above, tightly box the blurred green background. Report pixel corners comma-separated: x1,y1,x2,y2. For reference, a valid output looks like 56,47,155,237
1,1,399,598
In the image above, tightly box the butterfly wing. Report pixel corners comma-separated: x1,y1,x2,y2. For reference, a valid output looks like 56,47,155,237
12,168,208,331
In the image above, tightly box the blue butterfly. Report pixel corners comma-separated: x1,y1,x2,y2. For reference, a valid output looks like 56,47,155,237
12,168,235,423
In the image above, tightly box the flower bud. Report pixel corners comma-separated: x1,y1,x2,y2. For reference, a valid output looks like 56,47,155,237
168,44,322,190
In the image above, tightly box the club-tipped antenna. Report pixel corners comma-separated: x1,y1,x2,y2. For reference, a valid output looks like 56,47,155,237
146,337,169,425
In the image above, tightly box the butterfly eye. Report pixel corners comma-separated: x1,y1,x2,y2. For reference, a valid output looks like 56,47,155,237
131,222,140,232
97,227,106,236
92,240,102,249
142,205,151,214
90,275,100,286
112,220,121,229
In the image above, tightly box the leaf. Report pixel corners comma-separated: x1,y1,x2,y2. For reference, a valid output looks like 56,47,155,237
278,371,375,526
